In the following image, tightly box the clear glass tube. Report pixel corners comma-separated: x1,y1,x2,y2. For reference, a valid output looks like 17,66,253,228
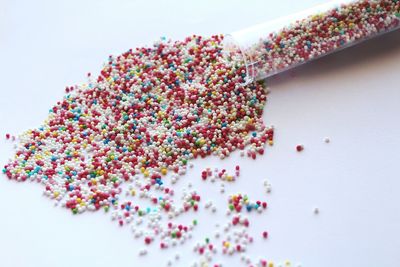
223,0,400,84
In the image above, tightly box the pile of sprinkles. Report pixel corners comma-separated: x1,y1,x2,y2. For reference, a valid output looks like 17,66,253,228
3,34,272,213
2,35,284,266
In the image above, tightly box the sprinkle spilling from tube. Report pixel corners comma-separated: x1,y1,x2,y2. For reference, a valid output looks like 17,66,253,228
5,1,390,264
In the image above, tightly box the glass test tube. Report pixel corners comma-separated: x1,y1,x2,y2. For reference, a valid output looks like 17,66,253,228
223,0,400,84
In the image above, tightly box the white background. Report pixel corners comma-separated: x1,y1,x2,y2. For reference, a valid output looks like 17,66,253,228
1,0,400,266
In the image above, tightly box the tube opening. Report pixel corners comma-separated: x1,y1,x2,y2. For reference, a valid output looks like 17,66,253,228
222,34,254,86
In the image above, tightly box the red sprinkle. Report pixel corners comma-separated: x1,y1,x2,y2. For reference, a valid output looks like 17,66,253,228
296,144,304,152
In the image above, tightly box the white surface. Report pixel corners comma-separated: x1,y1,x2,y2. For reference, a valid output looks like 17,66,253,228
1,0,400,266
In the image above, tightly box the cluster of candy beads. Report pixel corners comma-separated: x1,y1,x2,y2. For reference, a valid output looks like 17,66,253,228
3,34,272,216
1,32,302,266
